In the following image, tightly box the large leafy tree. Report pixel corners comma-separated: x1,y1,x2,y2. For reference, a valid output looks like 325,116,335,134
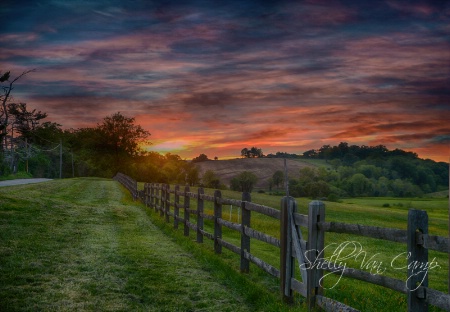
95,112,150,174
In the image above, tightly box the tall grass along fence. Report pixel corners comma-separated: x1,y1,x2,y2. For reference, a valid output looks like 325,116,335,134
113,173,449,312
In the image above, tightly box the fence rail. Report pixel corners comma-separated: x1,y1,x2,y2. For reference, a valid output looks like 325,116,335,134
113,173,449,312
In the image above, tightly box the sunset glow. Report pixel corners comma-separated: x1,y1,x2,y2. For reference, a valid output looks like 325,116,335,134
1,1,449,162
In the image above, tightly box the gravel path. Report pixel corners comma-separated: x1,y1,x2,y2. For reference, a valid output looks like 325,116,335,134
0,178,53,187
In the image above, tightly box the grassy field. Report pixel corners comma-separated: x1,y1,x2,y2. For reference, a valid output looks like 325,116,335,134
1,178,448,311
0,178,294,311
143,184,449,311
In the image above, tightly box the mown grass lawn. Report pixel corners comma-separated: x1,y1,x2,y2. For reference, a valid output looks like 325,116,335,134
0,178,292,311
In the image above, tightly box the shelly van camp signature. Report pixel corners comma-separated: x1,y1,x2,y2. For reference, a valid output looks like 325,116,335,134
299,241,441,290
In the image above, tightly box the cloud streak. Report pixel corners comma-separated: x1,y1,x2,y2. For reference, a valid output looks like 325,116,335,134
1,0,449,161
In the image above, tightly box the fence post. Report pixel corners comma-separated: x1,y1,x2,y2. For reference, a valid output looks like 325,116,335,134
240,192,251,273
197,187,204,243
165,184,170,223
184,186,190,237
307,200,325,311
174,185,180,229
150,184,155,210
214,190,222,254
407,209,428,312
280,196,294,303
160,184,165,217
155,183,159,213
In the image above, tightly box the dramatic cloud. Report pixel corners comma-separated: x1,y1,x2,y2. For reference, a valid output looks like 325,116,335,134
1,0,449,161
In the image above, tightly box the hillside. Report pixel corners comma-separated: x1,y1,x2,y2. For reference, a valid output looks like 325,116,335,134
195,158,316,189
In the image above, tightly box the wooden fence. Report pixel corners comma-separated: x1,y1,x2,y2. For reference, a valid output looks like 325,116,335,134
113,173,450,312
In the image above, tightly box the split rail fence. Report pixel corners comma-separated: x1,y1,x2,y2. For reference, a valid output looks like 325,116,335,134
113,173,450,312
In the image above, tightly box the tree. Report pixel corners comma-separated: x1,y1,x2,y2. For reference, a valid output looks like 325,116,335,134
202,170,221,189
1,70,34,151
192,153,209,163
272,170,284,189
96,112,150,172
230,171,258,192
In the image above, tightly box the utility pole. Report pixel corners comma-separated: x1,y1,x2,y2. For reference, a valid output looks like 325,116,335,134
59,139,62,179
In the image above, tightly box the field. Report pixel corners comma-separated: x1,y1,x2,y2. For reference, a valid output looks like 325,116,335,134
195,158,316,189
1,178,448,311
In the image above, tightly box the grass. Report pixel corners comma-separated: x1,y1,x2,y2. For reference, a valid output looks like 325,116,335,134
0,171,32,181
1,178,292,311
140,184,449,311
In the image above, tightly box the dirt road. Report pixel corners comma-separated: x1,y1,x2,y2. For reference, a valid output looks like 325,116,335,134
0,178,53,187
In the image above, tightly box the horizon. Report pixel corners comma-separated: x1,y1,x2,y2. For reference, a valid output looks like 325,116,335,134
1,1,449,162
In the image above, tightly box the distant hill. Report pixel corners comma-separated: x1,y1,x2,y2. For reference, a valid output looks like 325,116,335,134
195,158,316,189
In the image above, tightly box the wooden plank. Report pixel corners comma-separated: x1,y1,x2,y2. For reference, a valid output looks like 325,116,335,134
217,218,242,232
426,287,450,311
290,278,307,297
220,198,243,206
244,251,280,278
245,202,280,219
201,194,215,202
218,238,241,255
293,212,308,228
319,222,407,244
244,227,280,247
323,263,408,294
199,228,214,240
186,220,197,231
316,295,360,312
289,202,307,284
202,214,214,221
421,233,449,253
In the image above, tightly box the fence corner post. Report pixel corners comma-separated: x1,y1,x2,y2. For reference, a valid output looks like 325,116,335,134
174,185,180,229
214,189,222,254
240,192,251,273
407,209,428,312
307,200,325,311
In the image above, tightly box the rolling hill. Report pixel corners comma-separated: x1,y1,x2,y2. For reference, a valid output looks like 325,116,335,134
194,158,317,189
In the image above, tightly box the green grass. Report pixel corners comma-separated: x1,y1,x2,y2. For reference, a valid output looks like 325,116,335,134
141,185,449,311
0,171,32,181
1,178,292,311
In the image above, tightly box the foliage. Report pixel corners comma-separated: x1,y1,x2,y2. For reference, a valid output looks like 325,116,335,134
272,170,284,189
240,146,264,158
230,171,258,192
201,170,221,189
192,153,209,163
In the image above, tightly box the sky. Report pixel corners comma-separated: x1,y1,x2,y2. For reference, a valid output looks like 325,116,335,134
1,0,449,162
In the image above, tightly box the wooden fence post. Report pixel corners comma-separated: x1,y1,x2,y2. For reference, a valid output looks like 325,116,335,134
165,184,170,223
160,184,165,217
214,190,222,254
155,183,159,213
150,184,155,210
184,186,190,237
240,192,251,273
280,196,294,303
174,185,180,229
407,209,428,312
307,200,325,311
197,187,204,243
